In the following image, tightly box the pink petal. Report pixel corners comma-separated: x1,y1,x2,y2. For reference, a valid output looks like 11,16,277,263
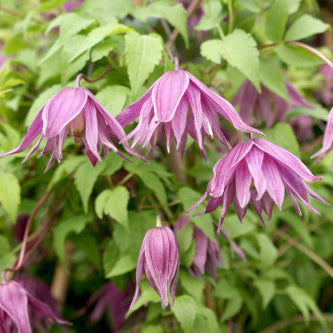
42,88,87,138
235,160,252,208
152,71,189,122
171,98,188,149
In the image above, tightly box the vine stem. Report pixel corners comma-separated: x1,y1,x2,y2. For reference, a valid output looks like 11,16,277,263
13,191,50,271
261,313,333,333
75,68,112,87
165,0,202,60
275,229,333,279
288,41,333,71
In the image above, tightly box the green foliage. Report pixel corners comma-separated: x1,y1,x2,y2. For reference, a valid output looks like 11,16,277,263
172,295,198,332
0,173,20,222
125,31,163,96
266,0,289,42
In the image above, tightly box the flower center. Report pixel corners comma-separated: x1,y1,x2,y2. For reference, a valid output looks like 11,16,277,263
67,112,85,139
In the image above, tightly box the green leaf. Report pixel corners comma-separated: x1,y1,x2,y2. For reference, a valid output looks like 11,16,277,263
256,234,278,267
0,235,15,274
254,279,276,308
265,0,289,42
53,215,91,265
179,271,205,302
48,156,86,189
105,254,136,278
70,232,101,270
199,307,219,333
103,240,120,277
286,285,324,323
132,2,188,46
0,173,20,222
95,186,130,228
276,44,324,68
264,123,301,157
195,1,224,31
201,30,260,90
172,295,198,333
91,41,116,62
260,61,289,102
68,23,131,62
25,85,62,126
126,164,167,205
95,85,130,117
286,106,329,122
285,15,329,41
287,0,302,14
74,161,105,213
222,297,243,321
125,31,163,96
176,222,193,254
193,218,215,241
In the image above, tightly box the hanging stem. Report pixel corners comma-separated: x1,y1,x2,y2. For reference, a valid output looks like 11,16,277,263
287,41,333,71
75,68,112,87
227,0,234,34
13,191,50,271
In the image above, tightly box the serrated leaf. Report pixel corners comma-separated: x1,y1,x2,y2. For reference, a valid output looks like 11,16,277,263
260,61,289,102
69,23,131,62
106,254,136,278
256,234,277,267
201,31,260,90
254,279,276,308
285,15,329,41
125,31,163,96
172,295,198,333
74,161,105,213
286,285,324,323
95,186,130,228
264,123,301,157
95,85,130,117
0,173,20,222
276,44,324,68
195,1,224,31
265,0,289,42
91,41,116,62
53,215,91,265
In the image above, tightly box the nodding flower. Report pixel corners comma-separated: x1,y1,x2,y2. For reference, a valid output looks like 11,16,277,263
116,67,262,158
188,139,327,229
0,74,144,171
130,226,179,309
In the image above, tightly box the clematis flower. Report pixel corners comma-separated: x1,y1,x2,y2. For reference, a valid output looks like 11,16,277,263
320,64,333,106
130,226,179,309
79,282,133,331
312,107,333,163
188,139,327,228
116,69,262,157
0,74,142,171
0,279,68,333
233,80,313,138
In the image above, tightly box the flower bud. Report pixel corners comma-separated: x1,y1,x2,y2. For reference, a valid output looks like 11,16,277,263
130,226,179,309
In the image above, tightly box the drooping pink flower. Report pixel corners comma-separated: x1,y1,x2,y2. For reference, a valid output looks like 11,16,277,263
233,80,313,138
0,75,142,171
312,107,333,163
0,280,68,333
320,64,333,106
188,139,327,229
130,226,179,309
80,282,133,331
116,69,262,157
63,0,82,12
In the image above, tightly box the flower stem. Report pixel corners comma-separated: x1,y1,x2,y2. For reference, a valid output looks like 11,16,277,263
13,191,50,271
227,0,234,34
287,41,333,71
75,68,112,87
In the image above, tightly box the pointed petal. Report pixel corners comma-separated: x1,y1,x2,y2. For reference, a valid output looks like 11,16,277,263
42,88,87,137
187,73,263,136
246,146,266,199
262,156,285,209
152,71,189,122
255,138,320,183
171,98,188,148
192,228,208,274
83,101,101,164
0,282,31,333
0,109,43,158
235,161,251,208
